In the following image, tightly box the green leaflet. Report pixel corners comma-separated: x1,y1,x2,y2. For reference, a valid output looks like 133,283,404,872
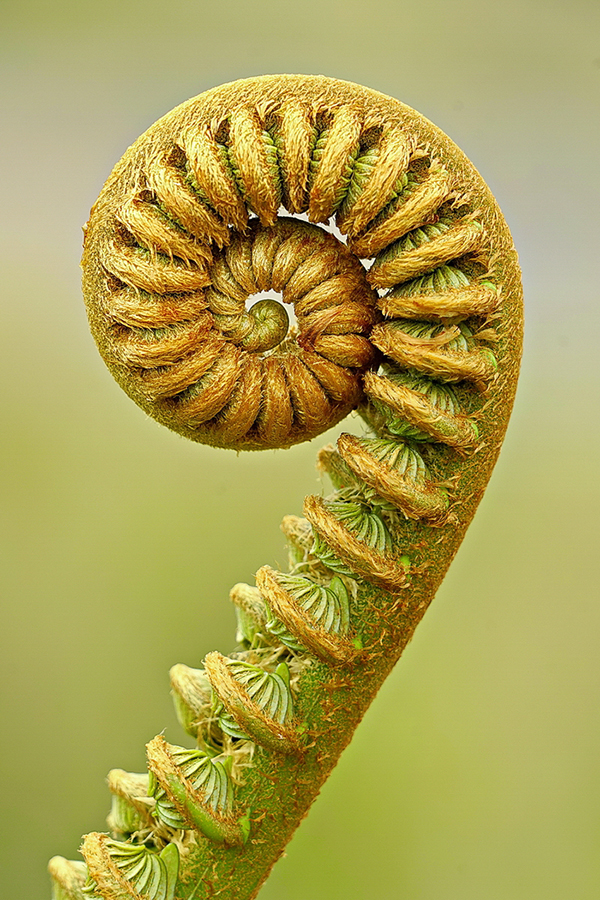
84,841,179,900
387,263,472,297
358,436,427,484
278,573,351,634
311,495,393,575
389,370,460,413
339,146,379,218
330,143,360,212
220,143,247,204
382,319,497,374
388,169,417,200
373,371,461,441
149,745,233,830
311,532,357,577
264,615,305,654
265,573,351,652
214,661,293,741
183,161,214,209
328,496,392,553
170,667,213,740
263,129,283,207
307,128,330,193
81,879,101,900
377,216,454,263
362,170,419,235
306,127,360,211
50,861,91,900
235,603,266,648
108,792,149,837
388,318,473,352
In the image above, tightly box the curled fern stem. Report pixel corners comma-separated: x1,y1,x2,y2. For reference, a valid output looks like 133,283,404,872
50,74,522,900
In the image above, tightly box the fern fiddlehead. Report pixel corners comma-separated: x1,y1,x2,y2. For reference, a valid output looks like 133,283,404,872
49,74,522,900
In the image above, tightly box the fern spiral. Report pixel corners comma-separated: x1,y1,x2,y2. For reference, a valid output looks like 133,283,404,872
49,75,522,900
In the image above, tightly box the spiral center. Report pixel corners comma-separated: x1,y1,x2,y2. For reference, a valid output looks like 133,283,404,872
243,297,290,352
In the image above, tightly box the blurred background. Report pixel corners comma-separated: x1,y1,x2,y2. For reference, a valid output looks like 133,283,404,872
1,0,599,897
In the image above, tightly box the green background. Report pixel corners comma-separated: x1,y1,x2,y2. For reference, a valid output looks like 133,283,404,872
1,0,599,897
